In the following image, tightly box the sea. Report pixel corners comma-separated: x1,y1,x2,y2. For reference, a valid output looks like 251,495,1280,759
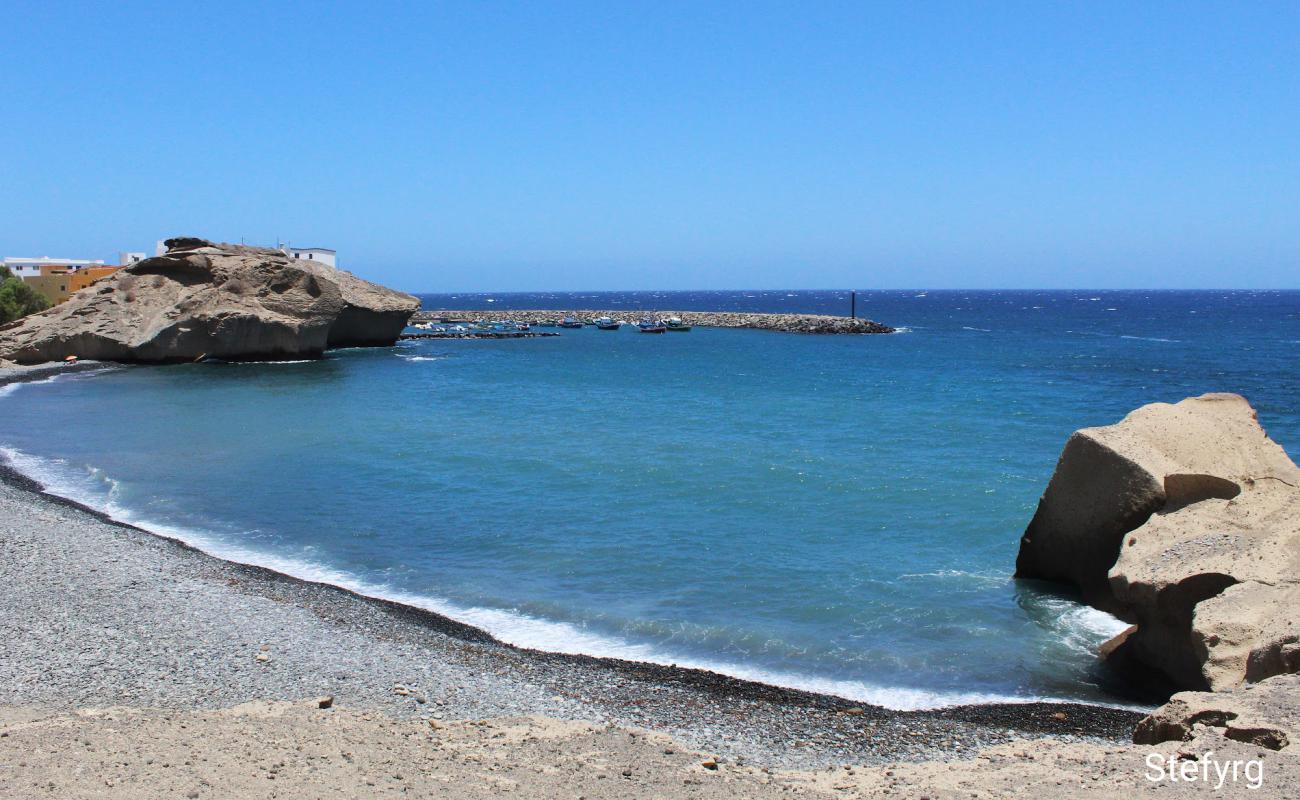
2,290,1296,710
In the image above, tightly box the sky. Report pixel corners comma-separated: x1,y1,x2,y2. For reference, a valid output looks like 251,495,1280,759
2,1,1297,292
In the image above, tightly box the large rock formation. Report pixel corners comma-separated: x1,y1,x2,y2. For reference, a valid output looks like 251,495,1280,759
1015,394,1300,691
0,238,419,363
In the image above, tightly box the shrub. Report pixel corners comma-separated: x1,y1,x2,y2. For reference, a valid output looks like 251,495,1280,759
0,267,51,324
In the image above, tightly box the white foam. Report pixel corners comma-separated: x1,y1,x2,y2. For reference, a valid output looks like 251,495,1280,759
898,570,1007,587
0,445,1142,712
1037,595,1131,659
401,355,445,362
1119,335,1180,343
225,359,317,365
0,367,118,398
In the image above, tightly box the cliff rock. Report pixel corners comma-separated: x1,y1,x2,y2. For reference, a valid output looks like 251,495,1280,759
1015,393,1300,690
0,238,419,363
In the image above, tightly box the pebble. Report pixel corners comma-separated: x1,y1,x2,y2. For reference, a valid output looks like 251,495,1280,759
0,465,1142,772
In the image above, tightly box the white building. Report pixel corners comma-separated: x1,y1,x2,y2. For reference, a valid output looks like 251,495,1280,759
3,255,106,278
149,239,338,268
283,246,337,268
119,251,146,266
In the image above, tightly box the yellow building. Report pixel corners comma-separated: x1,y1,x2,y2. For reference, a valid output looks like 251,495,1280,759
22,265,123,306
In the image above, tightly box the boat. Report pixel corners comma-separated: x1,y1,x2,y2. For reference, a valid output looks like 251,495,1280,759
558,316,584,329
595,316,620,330
638,317,667,334
664,316,691,332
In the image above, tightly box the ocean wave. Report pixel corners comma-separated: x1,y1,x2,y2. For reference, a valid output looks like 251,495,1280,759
401,355,445,362
960,326,992,333
1118,335,1181,343
223,359,318,365
898,569,1007,587
1033,594,1130,659
0,366,119,398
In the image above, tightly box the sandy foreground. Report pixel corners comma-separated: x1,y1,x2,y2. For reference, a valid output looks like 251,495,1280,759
1,365,1297,797
1,700,1293,799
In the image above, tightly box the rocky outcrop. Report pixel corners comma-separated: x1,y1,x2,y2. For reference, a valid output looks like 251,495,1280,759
1134,673,1299,750
0,238,418,363
1015,394,1300,691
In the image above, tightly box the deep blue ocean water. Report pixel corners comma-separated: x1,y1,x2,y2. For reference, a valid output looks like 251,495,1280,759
2,290,1296,709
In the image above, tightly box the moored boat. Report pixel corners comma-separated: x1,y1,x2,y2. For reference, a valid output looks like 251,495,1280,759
664,316,691,332
595,316,621,330
558,316,584,329
638,317,667,334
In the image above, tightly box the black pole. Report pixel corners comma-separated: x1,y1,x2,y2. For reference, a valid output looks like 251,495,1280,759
850,291,856,319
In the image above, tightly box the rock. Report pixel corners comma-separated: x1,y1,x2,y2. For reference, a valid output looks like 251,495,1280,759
0,238,419,364
255,652,270,663
411,309,894,334
1134,673,1299,750
700,757,718,770
1016,394,1300,690
316,696,334,709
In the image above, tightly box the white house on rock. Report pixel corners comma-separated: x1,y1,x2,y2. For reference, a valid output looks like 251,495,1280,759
282,246,337,268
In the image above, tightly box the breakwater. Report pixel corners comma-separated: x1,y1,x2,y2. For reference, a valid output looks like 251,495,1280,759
400,331,561,340
410,309,894,334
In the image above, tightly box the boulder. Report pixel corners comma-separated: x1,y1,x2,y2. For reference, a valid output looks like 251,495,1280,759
1134,673,1299,750
1015,394,1300,690
0,238,419,364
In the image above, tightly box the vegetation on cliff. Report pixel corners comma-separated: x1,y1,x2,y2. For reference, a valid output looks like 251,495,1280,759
0,267,50,324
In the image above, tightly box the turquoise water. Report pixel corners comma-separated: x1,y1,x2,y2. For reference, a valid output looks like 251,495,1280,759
2,291,1296,709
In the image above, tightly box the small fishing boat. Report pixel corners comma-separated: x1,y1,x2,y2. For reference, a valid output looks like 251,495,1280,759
638,317,667,334
595,316,620,330
558,316,584,329
664,316,691,332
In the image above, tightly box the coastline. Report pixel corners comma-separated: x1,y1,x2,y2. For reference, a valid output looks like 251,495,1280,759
0,367,1142,770
5,364,1299,796
0,363,1141,722
0,458,1142,766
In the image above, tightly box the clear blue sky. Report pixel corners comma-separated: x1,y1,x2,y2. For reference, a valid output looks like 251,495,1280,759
2,1,1297,291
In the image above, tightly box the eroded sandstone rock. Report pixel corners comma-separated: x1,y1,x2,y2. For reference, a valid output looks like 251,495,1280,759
1134,673,1299,750
0,238,419,363
1015,394,1300,690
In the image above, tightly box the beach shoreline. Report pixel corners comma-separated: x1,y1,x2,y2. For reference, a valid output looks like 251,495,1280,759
0,364,1142,771
0,457,1142,763
5,363,1300,797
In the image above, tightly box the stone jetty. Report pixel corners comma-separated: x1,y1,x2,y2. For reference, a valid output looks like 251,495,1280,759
411,309,894,334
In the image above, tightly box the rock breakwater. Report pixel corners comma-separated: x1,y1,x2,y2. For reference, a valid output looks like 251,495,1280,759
412,309,894,334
